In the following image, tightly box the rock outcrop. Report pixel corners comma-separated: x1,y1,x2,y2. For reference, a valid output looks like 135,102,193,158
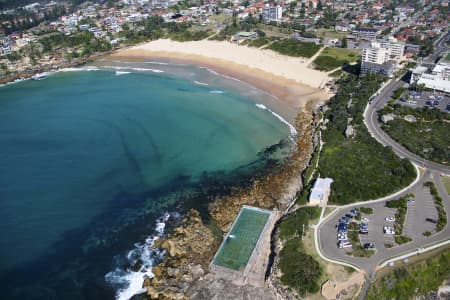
210,109,315,230
136,107,317,300
136,209,218,300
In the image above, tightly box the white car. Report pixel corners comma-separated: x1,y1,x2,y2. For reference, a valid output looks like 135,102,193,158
361,217,369,223
385,217,395,222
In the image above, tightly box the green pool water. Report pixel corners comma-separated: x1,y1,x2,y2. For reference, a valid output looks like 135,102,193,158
213,207,271,271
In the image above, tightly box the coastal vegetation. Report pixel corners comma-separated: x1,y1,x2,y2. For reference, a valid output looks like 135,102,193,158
242,36,273,48
312,47,358,71
359,207,373,214
317,74,416,204
39,31,112,56
366,248,450,300
380,104,450,165
424,181,447,232
278,207,323,296
267,39,320,58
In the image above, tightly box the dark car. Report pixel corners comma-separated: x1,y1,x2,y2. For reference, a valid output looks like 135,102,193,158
426,218,437,224
364,243,375,249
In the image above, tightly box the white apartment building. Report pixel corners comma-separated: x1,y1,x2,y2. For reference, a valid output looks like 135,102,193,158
361,37,405,76
262,5,283,22
381,36,405,59
362,46,389,64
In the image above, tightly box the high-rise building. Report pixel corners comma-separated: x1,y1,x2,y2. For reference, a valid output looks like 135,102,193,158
361,37,405,76
262,5,283,22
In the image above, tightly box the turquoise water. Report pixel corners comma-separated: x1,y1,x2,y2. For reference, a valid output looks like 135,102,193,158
0,65,291,299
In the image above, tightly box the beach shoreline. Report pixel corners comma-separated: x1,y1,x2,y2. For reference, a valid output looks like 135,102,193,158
107,39,331,119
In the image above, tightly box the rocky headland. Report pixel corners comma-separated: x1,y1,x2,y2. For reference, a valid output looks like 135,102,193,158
132,105,319,300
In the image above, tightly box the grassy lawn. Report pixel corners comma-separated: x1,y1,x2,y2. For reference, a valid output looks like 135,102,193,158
366,247,450,299
267,39,321,58
256,24,293,38
243,37,273,48
315,28,348,39
313,47,359,71
207,14,232,25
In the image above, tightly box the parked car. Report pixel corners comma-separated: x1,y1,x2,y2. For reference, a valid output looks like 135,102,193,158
384,227,395,235
361,217,369,223
385,217,395,222
363,243,375,249
338,242,352,249
407,199,415,204
351,209,359,216
426,218,437,224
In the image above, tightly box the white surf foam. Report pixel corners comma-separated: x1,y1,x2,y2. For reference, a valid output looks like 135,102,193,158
60,66,99,72
115,71,131,76
194,80,209,86
209,90,224,94
105,212,172,300
145,61,169,65
102,66,165,74
255,103,297,138
131,67,164,73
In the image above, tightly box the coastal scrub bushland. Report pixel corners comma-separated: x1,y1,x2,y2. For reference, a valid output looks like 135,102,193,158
380,104,450,166
318,74,416,204
278,207,322,296
366,248,450,300
267,39,321,58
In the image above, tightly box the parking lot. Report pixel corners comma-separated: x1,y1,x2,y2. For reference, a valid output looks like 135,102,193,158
398,90,450,113
331,203,399,254
318,170,450,276
404,185,438,238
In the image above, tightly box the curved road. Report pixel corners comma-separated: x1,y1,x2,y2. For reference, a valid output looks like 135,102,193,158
364,76,450,174
317,67,450,283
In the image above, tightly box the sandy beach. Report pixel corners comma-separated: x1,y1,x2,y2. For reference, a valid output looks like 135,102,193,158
109,39,331,114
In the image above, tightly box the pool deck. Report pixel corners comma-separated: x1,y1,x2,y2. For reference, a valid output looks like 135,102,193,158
210,205,278,287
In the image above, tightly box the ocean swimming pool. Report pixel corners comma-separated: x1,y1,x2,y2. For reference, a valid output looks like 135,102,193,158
212,206,271,271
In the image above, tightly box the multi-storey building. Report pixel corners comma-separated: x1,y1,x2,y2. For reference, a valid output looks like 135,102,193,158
361,37,405,76
411,53,450,93
262,5,283,22
353,27,378,40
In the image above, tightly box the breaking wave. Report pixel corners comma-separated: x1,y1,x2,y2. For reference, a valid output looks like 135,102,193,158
105,212,174,300
255,103,297,138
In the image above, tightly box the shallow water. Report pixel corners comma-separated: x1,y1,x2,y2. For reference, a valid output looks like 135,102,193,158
0,64,292,299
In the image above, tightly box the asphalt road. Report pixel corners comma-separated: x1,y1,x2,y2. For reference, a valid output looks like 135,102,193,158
364,77,450,174
318,170,450,278
424,30,450,64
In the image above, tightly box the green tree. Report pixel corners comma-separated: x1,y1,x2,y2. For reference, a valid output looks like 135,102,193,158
341,37,347,48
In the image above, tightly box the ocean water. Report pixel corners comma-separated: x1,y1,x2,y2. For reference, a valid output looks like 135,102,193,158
0,64,292,299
